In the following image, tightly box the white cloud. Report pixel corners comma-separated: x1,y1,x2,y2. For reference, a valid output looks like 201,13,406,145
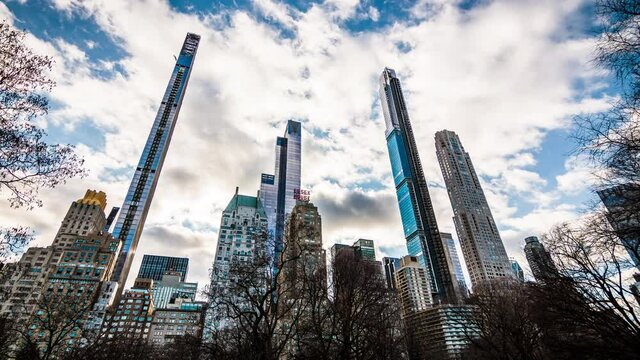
0,0,610,291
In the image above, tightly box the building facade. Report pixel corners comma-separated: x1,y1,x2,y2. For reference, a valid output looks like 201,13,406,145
101,278,155,340
598,184,640,270
279,201,326,301
441,232,469,298
435,130,512,288
149,299,205,346
0,191,118,332
524,236,558,282
379,68,457,304
405,305,476,360
110,33,200,293
137,255,189,282
152,271,197,309
395,255,433,317
353,239,376,261
382,257,401,290
510,259,525,282
259,120,302,263
207,188,269,332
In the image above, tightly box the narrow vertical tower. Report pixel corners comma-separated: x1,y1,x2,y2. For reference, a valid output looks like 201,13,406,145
259,120,302,263
379,68,457,304
435,130,511,288
110,33,200,293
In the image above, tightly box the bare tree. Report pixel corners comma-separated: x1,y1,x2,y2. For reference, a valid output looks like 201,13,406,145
543,220,640,357
459,280,548,360
8,291,97,360
0,21,85,210
203,229,309,360
292,250,407,360
0,227,33,264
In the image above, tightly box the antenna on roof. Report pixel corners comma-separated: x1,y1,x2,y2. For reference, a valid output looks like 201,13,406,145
173,54,177,61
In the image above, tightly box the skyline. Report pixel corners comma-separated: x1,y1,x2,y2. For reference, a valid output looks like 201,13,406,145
0,0,612,292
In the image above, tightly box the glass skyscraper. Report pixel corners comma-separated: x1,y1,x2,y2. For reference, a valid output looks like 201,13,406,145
259,120,302,263
379,68,458,304
137,254,189,282
110,33,200,292
435,130,512,287
440,232,468,297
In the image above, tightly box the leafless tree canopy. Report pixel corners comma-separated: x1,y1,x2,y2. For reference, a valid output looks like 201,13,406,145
202,224,407,360
0,21,85,210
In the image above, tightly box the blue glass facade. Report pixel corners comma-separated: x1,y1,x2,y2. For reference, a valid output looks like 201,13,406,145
110,33,200,292
379,68,458,304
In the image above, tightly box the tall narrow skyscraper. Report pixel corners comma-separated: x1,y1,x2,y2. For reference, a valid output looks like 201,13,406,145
379,68,457,304
259,120,302,263
440,232,468,297
110,33,200,292
435,130,512,288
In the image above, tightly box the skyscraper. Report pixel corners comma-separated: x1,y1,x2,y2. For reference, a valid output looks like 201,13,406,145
259,120,302,263
524,236,558,282
1,191,113,321
137,255,189,282
209,187,269,308
440,232,468,297
279,201,326,302
598,184,640,270
379,68,457,304
0,190,122,346
110,33,200,292
435,130,512,288
395,255,433,315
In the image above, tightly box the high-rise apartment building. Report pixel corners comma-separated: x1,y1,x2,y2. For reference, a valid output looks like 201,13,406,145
0,191,116,323
149,298,206,346
211,188,269,289
110,33,200,293
441,232,468,297
137,255,189,282
101,278,155,340
598,184,640,270
524,236,558,282
510,259,525,283
260,120,302,263
280,201,326,301
379,68,457,304
395,255,433,316
435,130,512,288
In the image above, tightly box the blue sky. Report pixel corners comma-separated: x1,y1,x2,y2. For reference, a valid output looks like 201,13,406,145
1,0,615,288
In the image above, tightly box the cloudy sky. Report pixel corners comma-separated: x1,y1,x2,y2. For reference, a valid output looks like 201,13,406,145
1,0,614,290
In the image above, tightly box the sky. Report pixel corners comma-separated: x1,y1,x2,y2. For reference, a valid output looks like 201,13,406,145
0,0,616,291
